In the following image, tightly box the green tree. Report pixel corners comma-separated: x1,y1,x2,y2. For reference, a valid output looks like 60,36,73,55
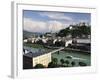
65,60,70,67
57,27,70,37
52,58,58,65
34,64,45,68
65,56,72,59
40,35,43,38
60,59,65,65
78,62,87,66
48,62,57,68
71,61,76,67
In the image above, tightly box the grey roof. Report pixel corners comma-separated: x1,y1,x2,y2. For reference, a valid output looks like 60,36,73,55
23,46,51,58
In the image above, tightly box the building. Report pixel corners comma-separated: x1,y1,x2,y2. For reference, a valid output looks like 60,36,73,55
65,40,72,47
23,39,28,43
23,46,51,69
32,52,51,67
76,38,90,44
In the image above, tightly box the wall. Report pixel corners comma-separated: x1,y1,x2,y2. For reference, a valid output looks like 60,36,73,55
33,53,51,67
0,0,100,80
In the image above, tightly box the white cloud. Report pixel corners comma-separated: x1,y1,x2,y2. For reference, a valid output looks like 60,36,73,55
24,18,47,33
24,18,69,33
39,12,72,21
78,20,90,23
47,21,64,32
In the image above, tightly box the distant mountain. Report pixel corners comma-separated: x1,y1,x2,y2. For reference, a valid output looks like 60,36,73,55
23,30,44,39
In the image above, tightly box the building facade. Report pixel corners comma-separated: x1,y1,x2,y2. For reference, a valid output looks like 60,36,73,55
23,46,52,69
32,52,51,67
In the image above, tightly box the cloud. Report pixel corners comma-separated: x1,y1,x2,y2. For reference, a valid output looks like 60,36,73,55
39,12,72,21
78,19,90,23
47,21,64,32
24,18,47,33
24,18,69,33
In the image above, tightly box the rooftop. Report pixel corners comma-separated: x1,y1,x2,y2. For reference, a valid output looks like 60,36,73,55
23,46,51,58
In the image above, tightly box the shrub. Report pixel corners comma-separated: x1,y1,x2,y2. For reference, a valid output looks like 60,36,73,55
65,60,70,67
78,62,87,66
34,64,45,68
60,59,65,65
48,62,57,68
71,61,76,67
65,56,72,59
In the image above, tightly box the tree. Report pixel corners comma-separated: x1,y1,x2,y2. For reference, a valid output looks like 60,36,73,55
34,64,45,68
57,27,70,37
65,60,70,67
36,40,44,45
68,44,72,48
65,56,72,59
60,59,65,65
71,61,76,67
40,35,43,38
52,58,58,65
48,62,57,68
55,41,61,47
78,62,87,66
47,39,53,46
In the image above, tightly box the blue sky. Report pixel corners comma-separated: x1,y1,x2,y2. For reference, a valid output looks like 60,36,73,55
23,10,91,33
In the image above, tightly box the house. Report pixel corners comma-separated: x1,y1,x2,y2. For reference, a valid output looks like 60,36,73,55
23,39,28,43
65,40,72,47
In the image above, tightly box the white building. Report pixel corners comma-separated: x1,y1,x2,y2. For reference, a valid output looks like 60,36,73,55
23,47,51,67
33,52,51,67
23,39,28,43
65,40,72,47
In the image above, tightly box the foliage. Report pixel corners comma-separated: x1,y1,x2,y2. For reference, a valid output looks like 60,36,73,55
71,61,76,66
65,56,72,59
52,58,58,65
78,62,87,66
57,27,70,37
57,23,91,38
65,60,70,66
48,62,57,68
60,59,65,65
34,64,45,68
55,40,65,47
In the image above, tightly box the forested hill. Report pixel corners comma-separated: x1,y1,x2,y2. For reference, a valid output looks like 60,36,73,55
57,23,91,38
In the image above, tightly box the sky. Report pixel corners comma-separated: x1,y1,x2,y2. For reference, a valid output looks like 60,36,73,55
23,10,91,33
